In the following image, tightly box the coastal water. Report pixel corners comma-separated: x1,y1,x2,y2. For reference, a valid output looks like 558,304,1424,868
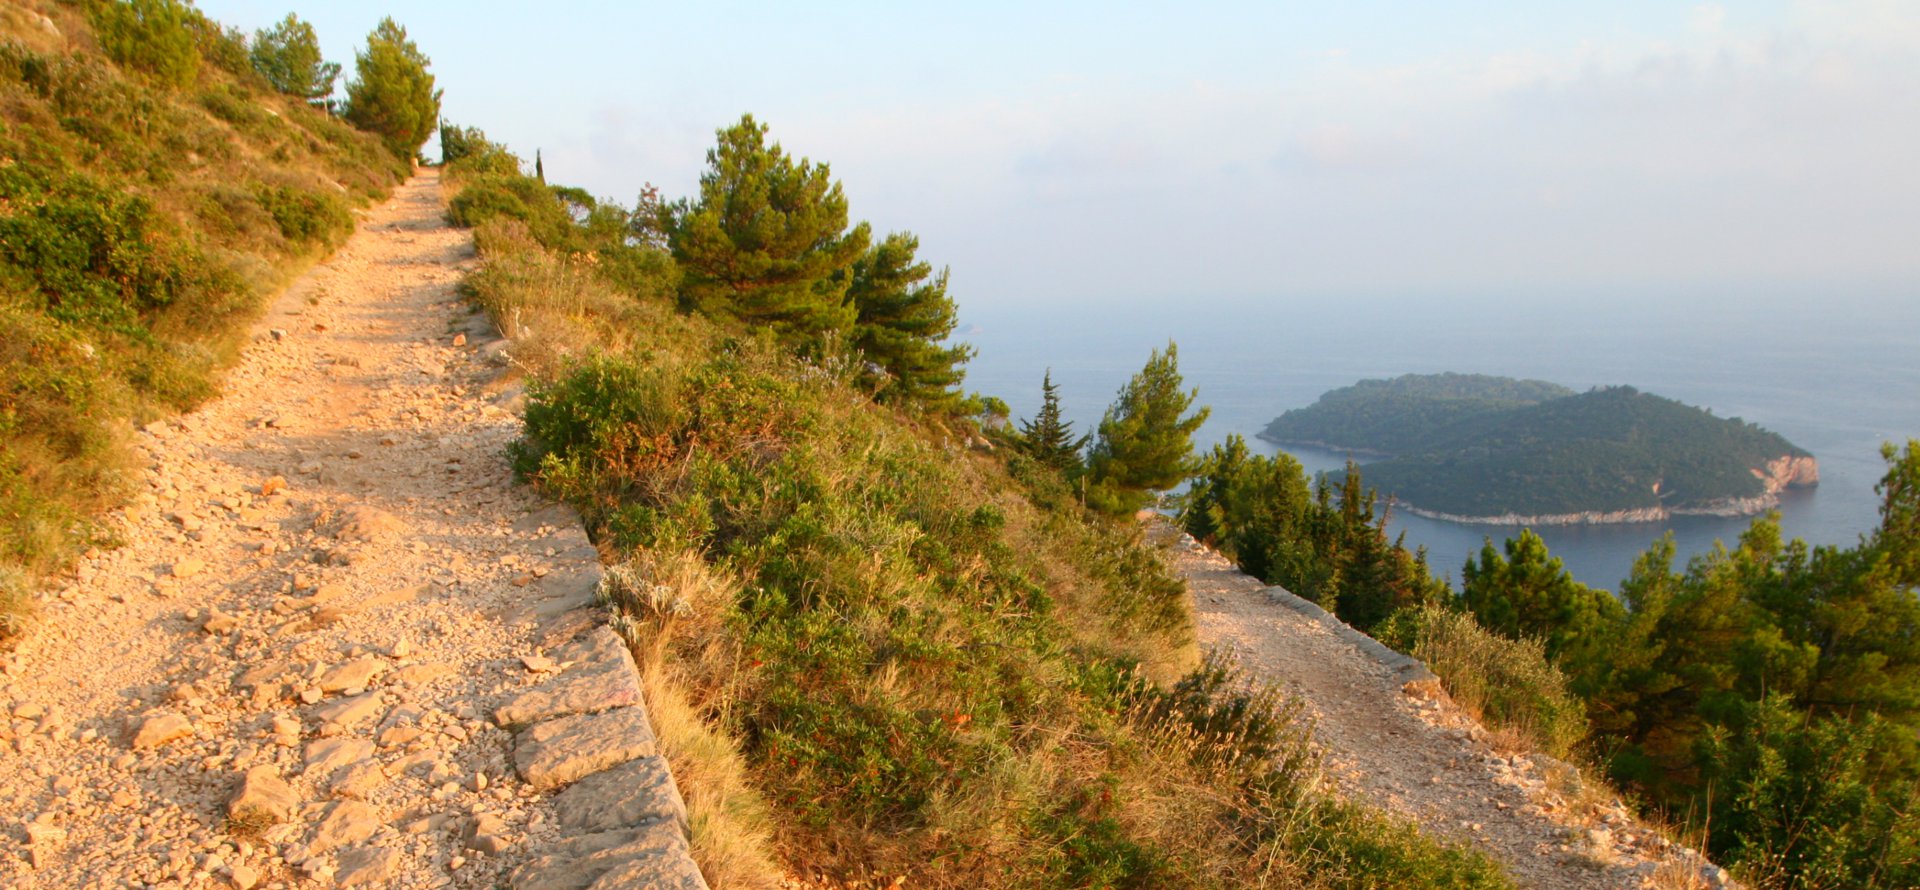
960,290,1920,591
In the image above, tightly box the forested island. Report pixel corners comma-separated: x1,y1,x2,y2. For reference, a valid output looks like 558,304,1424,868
1262,373,1819,523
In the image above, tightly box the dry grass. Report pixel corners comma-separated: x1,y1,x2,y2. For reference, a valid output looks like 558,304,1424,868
602,552,784,890
1398,605,1588,759
0,565,34,647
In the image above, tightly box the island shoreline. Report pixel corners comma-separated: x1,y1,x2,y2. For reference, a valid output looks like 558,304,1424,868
1260,441,1820,527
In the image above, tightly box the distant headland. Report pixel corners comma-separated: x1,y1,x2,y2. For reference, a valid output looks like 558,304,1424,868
1261,373,1819,525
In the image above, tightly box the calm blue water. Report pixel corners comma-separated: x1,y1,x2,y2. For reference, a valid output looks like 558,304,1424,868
959,291,1920,591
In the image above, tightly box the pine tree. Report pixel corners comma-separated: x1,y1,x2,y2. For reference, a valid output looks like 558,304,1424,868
665,114,870,346
1460,528,1624,662
92,0,199,89
848,232,973,409
1086,342,1209,513
249,13,338,104
1016,370,1089,471
343,18,440,159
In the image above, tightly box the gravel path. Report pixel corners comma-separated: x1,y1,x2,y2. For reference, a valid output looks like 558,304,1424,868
1166,527,1723,890
0,171,603,889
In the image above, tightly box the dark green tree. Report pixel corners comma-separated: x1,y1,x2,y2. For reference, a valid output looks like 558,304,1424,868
664,114,870,346
92,0,199,88
1460,529,1625,663
1016,370,1089,472
848,232,972,409
249,13,338,104
1875,439,1920,588
1086,342,1209,513
343,18,440,159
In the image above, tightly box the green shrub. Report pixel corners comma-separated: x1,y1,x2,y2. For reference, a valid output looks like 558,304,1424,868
183,10,250,79
1380,605,1588,758
254,182,352,249
445,172,575,248
91,0,200,89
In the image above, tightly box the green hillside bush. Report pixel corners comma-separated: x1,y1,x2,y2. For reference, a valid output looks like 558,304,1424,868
1379,605,1588,758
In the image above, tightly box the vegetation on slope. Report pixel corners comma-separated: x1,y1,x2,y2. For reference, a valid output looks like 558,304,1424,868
1185,436,1920,888
0,0,409,643
1268,374,1811,517
445,122,1512,888
1263,372,1574,455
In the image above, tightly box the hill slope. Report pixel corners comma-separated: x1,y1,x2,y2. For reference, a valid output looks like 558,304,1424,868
1265,375,1816,522
0,0,405,637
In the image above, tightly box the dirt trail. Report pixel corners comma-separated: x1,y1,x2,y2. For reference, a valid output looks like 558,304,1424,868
0,171,604,889
1167,528,1723,890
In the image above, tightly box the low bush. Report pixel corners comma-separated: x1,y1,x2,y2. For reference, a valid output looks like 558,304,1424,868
446,172,576,248
254,181,353,249
1379,605,1588,758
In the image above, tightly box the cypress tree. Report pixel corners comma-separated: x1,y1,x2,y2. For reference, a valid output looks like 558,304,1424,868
666,114,870,346
848,232,972,410
1017,370,1088,471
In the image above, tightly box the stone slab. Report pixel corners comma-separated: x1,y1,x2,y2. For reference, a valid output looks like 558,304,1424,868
551,755,686,835
510,822,698,890
512,706,656,791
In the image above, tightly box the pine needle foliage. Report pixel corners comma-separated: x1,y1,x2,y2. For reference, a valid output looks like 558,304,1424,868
248,13,338,105
848,232,973,410
664,114,870,348
1088,341,1209,513
1017,369,1089,473
343,17,440,159
90,0,198,88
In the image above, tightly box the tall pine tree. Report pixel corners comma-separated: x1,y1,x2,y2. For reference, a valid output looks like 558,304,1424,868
665,115,870,347
250,13,339,105
343,18,440,159
848,232,972,410
1087,342,1209,513
1017,369,1089,471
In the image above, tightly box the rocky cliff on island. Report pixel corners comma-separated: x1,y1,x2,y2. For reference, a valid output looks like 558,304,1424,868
1265,375,1819,525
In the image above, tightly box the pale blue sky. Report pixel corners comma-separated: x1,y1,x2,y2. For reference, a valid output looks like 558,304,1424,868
197,1,1920,308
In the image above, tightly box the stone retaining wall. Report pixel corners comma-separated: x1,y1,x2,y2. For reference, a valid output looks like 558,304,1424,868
1253,582,1438,687
491,512,708,890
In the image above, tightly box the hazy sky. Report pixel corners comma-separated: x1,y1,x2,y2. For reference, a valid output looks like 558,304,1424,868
196,1,1920,308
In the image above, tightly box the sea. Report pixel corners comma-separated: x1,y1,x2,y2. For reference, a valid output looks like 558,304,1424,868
958,289,1920,592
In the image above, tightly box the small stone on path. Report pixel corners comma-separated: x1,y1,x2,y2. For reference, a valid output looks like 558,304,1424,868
130,712,193,749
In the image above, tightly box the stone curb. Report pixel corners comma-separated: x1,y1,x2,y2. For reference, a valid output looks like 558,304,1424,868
1255,583,1439,686
498,511,709,890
